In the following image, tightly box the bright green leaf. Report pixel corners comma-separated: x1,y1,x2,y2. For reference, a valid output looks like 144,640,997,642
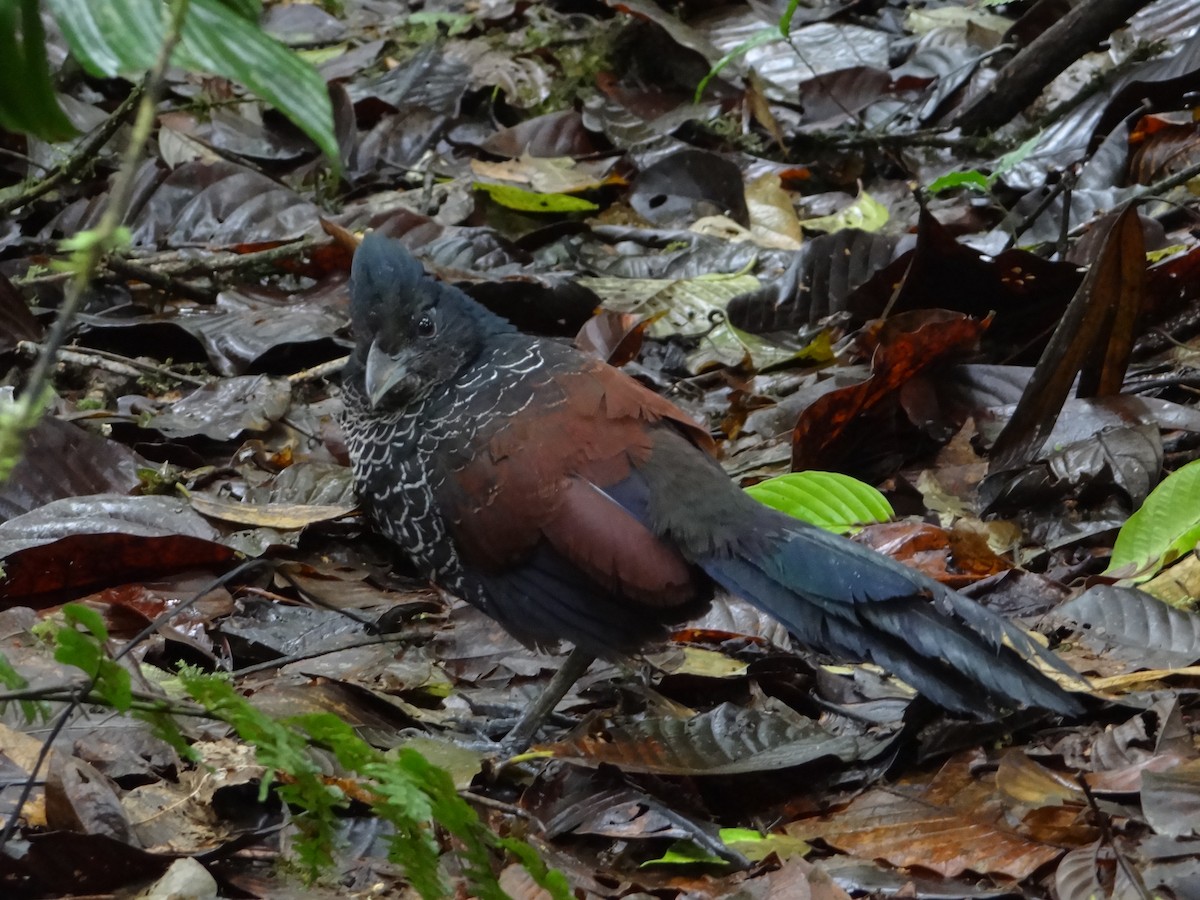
98,659,133,710
53,606,133,711
641,839,727,867
928,170,991,194
62,602,109,641
693,26,781,103
746,471,894,533
1107,458,1200,580
0,653,28,692
1147,244,1187,263
719,827,763,843
799,191,888,233
927,133,1041,196
54,626,101,674
777,0,803,34
55,226,133,274
720,827,809,861
474,182,598,212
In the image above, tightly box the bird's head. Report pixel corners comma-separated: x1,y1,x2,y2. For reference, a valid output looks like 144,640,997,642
348,233,509,410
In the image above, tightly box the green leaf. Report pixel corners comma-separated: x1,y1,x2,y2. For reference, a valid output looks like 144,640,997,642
1106,458,1200,580
927,133,1042,195
0,651,45,722
993,132,1042,176
746,471,894,533
641,839,727,867
500,839,573,900
927,170,991,194
46,0,163,76
0,652,28,692
220,0,261,21
48,0,339,171
0,0,78,141
474,181,599,212
62,602,108,642
54,604,133,711
778,0,804,35
719,827,809,862
177,668,561,896
798,190,888,233
56,226,133,274
406,10,474,38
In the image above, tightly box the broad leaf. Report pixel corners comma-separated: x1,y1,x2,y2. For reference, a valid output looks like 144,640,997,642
48,0,338,169
746,471,894,533
0,0,78,141
45,0,162,74
1107,458,1200,579
474,182,598,212
175,0,337,169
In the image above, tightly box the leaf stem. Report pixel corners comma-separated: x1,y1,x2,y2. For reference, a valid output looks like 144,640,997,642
17,0,192,435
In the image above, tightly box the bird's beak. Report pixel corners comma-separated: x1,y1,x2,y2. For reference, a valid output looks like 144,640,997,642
364,341,406,408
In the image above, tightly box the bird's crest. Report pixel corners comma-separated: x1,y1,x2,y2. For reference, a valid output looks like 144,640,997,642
351,232,428,314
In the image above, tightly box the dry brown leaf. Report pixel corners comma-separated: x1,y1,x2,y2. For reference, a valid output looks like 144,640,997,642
785,752,1079,878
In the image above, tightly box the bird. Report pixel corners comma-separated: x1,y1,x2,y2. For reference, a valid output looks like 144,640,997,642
339,233,1085,747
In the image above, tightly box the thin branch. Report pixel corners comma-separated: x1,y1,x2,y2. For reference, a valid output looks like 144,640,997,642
104,255,218,304
231,634,411,678
0,685,215,718
0,0,193,852
21,3,191,416
0,86,143,217
161,236,324,280
15,340,211,387
1075,772,1154,900
288,355,347,384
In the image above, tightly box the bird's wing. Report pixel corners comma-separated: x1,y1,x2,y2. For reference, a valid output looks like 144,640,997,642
445,353,712,608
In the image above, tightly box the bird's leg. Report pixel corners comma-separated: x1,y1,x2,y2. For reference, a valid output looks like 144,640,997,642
503,646,595,754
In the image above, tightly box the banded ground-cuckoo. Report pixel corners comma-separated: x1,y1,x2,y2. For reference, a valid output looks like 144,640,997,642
340,233,1084,748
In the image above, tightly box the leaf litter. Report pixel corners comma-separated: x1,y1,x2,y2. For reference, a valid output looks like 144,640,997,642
4,0,1200,897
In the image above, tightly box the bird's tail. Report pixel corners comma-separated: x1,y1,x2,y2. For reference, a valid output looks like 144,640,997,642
699,515,1085,717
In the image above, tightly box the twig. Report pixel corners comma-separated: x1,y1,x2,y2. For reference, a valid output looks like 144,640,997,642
1074,772,1154,900
15,340,211,387
159,236,324,280
288,355,347,384
20,3,190,421
0,86,143,217
459,790,536,821
0,148,49,172
1134,157,1200,203
230,634,413,677
104,255,217,304
1004,168,1076,250
0,3,193,843
796,127,994,153
17,239,323,300
951,0,1158,133
0,684,214,718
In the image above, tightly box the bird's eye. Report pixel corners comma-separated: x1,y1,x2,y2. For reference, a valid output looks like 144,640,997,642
416,314,436,338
